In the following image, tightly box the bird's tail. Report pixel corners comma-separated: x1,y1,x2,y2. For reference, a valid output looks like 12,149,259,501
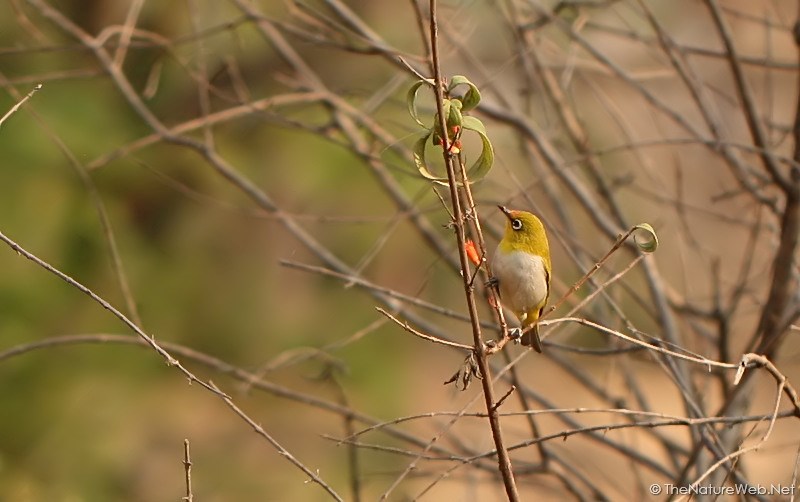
520,323,544,353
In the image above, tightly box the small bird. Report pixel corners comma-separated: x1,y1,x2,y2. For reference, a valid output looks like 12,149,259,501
491,206,551,352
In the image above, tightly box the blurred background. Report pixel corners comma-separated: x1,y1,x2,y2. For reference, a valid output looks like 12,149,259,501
1,0,799,500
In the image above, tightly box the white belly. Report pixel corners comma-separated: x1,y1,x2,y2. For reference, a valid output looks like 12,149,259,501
492,248,548,317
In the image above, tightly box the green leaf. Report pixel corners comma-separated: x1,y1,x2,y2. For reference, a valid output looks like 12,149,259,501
412,131,448,184
406,79,435,127
448,75,481,112
554,2,581,23
445,98,463,130
407,76,492,185
412,117,494,185
448,75,472,90
433,99,463,145
461,116,494,181
632,223,658,253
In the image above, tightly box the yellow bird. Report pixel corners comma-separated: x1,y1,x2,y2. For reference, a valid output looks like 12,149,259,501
491,206,551,352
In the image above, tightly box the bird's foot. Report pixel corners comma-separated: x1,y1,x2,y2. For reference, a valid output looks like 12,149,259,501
485,277,499,288
507,327,523,343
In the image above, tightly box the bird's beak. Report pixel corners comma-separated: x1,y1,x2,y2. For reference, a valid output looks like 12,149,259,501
497,205,513,221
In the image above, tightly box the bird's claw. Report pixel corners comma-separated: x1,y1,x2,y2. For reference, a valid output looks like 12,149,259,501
485,277,499,288
507,327,523,343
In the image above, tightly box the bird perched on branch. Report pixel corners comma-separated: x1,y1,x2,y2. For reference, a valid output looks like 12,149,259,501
491,206,551,352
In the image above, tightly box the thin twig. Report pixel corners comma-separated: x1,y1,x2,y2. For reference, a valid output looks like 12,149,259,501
207,380,344,501
791,444,800,502
545,225,651,319
426,1,519,498
0,230,346,499
377,307,472,350
0,77,143,328
0,83,41,128
734,353,800,417
0,228,222,395
183,439,193,502
684,372,784,494
0,333,473,463
553,317,736,370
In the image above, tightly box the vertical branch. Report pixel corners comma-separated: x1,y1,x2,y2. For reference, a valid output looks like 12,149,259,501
427,1,519,500
695,4,800,489
183,439,193,502
456,158,509,337
331,374,362,502
752,16,800,357
704,0,788,190
756,191,800,356
704,0,800,356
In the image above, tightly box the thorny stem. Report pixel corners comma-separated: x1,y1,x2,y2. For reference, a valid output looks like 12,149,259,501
427,1,519,499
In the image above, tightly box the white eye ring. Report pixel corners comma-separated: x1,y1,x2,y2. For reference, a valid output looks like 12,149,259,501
511,219,523,231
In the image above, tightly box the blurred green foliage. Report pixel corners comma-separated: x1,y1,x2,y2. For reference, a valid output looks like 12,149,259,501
0,1,444,499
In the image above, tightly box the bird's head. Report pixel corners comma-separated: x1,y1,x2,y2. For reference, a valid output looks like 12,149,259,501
497,205,549,258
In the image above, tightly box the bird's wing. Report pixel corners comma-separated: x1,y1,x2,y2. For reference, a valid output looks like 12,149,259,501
538,266,551,318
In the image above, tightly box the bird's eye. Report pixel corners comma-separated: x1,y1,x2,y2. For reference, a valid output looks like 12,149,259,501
511,219,523,231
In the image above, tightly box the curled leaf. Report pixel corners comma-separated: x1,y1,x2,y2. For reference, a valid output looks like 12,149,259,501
446,98,463,129
406,78,435,127
632,223,658,253
407,75,492,183
460,116,494,181
448,75,481,112
412,118,494,184
412,131,445,183
434,98,463,139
